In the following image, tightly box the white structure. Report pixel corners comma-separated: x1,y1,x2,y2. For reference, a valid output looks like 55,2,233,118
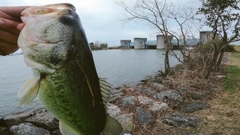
134,38,147,49
156,35,173,49
200,31,220,44
200,31,212,44
120,40,131,49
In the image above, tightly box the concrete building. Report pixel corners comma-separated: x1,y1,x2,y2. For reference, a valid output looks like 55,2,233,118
156,35,173,49
200,31,220,44
200,31,212,44
122,31,220,49
120,40,131,49
134,38,147,49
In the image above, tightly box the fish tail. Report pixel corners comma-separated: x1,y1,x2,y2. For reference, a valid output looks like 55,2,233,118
101,114,123,135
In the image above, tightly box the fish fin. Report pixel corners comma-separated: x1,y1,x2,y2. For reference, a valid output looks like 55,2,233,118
99,78,111,107
18,70,40,106
101,114,123,135
59,121,78,135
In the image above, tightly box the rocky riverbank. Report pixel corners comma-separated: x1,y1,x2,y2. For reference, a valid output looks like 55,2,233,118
0,62,227,135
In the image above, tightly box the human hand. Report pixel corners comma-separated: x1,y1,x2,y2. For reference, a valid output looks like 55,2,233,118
0,6,29,56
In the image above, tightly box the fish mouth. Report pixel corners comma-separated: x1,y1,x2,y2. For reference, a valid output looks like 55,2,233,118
20,3,76,22
45,3,76,11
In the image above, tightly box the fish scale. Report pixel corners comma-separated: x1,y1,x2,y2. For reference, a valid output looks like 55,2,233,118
39,60,105,134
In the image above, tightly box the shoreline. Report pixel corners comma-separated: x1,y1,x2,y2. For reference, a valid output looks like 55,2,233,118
0,50,230,135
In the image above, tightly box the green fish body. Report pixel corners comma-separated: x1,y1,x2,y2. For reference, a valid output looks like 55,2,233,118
17,3,122,135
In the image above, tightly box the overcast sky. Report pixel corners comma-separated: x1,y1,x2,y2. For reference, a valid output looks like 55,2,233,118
2,0,160,46
2,0,239,46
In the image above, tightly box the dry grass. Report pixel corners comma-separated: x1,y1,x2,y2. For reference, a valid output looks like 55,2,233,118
117,46,240,135
189,46,240,135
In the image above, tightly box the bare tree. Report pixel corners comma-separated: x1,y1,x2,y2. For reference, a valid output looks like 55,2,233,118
198,0,240,78
114,0,199,76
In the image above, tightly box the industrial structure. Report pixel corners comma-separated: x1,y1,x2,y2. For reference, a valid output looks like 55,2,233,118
120,31,215,49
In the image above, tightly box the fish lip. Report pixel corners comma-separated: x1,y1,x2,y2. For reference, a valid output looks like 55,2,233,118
45,3,76,11
20,3,76,22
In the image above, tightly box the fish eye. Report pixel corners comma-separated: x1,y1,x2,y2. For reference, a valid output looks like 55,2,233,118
58,10,78,25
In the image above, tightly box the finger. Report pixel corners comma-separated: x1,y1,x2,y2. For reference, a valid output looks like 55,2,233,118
0,40,19,55
0,18,21,35
16,23,25,31
0,29,18,44
0,6,29,22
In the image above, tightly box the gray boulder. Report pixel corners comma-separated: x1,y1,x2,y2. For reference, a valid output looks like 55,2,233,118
151,83,166,91
190,92,207,100
10,122,50,135
25,109,59,130
107,103,121,117
122,96,135,106
138,96,154,105
116,113,134,132
154,90,183,107
4,110,35,126
180,101,210,113
136,85,156,95
163,113,199,127
150,102,168,112
175,129,190,135
136,107,155,126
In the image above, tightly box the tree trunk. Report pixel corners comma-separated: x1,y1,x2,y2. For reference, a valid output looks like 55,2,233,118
216,49,225,71
204,49,219,79
164,49,170,76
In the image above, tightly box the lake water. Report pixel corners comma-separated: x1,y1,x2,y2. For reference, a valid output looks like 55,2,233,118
0,49,180,117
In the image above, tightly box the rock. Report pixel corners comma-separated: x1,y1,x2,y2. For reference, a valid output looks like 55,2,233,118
138,96,153,105
25,109,59,130
163,113,199,128
151,83,165,91
154,90,183,107
0,127,11,135
175,129,190,135
4,110,35,126
136,107,155,126
107,103,121,117
150,102,168,112
122,96,135,106
136,85,156,95
115,113,134,132
190,92,207,100
180,101,210,113
10,123,50,135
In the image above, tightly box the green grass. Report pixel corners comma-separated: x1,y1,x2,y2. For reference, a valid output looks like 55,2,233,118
224,49,240,91
224,65,240,91
231,51,240,58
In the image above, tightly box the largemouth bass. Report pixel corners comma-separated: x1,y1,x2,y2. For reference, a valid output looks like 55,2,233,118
17,3,123,135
